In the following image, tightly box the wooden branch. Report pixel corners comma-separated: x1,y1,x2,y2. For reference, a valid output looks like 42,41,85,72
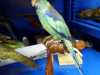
45,51,53,75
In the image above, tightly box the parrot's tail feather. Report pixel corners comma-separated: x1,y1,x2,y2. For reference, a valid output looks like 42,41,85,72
72,53,83,75
63,39,83,75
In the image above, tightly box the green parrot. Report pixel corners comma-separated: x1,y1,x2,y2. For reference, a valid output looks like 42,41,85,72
32,0,83,75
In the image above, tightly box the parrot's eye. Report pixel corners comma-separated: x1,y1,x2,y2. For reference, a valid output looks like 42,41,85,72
59,40,64,43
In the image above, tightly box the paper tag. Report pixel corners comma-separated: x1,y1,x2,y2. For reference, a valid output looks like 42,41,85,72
58,52,83,65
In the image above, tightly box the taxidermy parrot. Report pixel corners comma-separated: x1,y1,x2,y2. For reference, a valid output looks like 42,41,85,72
32,0,83,75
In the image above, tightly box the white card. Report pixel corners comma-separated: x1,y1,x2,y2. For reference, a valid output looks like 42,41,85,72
15,44,47,58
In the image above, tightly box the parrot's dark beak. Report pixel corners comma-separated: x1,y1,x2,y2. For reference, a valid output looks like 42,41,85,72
31,0,37,7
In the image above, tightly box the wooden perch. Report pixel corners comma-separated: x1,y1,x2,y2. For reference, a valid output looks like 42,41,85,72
45,51,53,75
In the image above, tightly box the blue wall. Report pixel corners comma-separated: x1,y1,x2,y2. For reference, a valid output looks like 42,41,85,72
0,0,64,17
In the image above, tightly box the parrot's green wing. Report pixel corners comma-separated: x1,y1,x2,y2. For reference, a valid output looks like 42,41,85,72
36,9,57,37
36,3,71,40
